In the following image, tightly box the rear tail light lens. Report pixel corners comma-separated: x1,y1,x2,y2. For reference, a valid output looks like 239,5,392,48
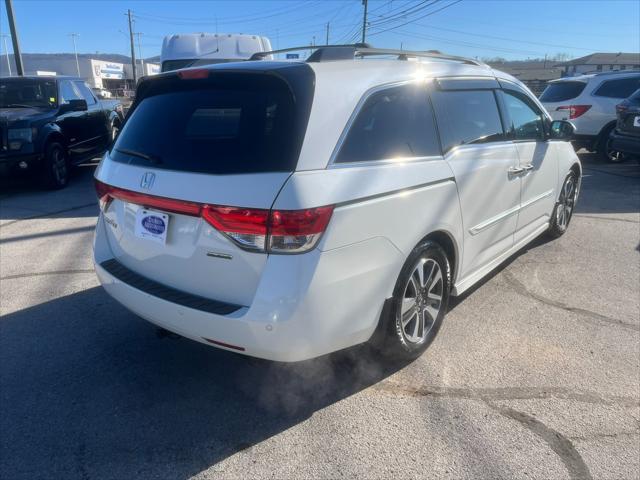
94,180,334,254
177,68,210,80
556,105,591,119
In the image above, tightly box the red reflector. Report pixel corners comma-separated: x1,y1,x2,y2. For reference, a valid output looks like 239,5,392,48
203,338,246,351
202,205,269,235
269,206,334,236
556,105,591,119
177,69,209,80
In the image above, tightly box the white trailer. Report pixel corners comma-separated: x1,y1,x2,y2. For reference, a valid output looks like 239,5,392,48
160,33,272,72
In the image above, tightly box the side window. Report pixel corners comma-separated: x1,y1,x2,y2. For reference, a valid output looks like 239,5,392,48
594,77,640,99
335,84,441,163
74,81,97,105
59,80,82,104
430,89,504,152
502,91,545,141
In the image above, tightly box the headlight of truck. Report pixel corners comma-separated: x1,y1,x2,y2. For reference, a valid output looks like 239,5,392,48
7,127,36,149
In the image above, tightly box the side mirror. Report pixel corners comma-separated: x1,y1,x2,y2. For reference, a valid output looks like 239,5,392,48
549,120,575,140
60,99,88,113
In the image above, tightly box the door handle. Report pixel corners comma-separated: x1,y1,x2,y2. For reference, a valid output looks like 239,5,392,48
508,166,525,175
522,164,534,171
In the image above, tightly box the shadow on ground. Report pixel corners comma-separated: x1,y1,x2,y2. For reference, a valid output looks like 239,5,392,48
0,287,410,479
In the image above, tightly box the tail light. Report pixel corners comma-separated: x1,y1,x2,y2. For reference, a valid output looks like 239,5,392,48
177,69,209,80
556,105,591,119
95,180,334,254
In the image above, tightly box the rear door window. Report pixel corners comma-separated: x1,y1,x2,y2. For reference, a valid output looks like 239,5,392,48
110,75,309,175
593,77,640,99
430,89,505,152
539,81,586,102
335,84,441,163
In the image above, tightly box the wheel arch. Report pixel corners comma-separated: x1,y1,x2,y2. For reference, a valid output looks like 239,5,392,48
419,229,460,286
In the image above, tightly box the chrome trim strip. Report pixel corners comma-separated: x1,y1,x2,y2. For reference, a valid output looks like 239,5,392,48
328,154,444,169
336,177,454,208
469,189,553,235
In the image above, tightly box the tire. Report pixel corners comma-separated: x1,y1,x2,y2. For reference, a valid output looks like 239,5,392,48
110,121,120,143
373,241,451,360
597,125,626,163
39,142,69,189
548,171,579,239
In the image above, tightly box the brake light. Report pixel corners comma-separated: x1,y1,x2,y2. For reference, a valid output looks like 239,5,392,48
556,105,591,119
268,207,334,253
94,180,334,254
177,69,209,80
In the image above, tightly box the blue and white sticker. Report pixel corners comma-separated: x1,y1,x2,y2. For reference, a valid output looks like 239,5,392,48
135,209,169,244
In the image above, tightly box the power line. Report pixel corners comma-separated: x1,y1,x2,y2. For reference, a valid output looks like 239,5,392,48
368,0,464,37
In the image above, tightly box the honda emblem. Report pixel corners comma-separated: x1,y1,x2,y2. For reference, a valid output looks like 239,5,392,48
140,172,155,190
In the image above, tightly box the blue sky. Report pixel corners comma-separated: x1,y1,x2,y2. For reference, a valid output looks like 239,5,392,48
1,0,638,61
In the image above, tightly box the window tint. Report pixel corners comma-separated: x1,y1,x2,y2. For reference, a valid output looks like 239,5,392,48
0,79,57,108
539,81,586,102
111,82,303,174
594,77,640,98
59,80,82,103
430,89,504,152
74,81,96,105
335,85,440,163
503,91,545,141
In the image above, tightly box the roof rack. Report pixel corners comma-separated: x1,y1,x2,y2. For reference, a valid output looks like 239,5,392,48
249,43,485,66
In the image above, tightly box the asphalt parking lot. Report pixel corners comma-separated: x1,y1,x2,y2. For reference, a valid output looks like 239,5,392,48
0,155,638,480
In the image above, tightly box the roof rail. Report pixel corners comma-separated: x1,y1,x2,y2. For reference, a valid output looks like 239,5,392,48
249,44,485,66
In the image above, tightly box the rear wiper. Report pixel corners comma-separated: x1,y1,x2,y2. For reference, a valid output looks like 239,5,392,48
116,148,163,164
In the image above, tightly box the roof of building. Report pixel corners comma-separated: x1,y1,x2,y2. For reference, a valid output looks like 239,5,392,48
556,52,640,66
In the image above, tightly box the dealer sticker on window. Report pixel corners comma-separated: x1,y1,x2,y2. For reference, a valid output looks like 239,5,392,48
633,116,640,127
135,208,169,244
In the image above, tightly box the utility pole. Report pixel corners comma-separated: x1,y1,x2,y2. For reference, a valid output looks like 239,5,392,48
69,33,80,77
4,0,24,75
127,9,137,84
135,32,144,75
361,0,368,44
325,22,330,45
1,34,12,76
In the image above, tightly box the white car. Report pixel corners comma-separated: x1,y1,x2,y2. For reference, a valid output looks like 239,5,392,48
540,71,640,161
93,46,581,362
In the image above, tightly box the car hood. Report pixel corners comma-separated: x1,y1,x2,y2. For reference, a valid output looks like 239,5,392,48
0,107,54,124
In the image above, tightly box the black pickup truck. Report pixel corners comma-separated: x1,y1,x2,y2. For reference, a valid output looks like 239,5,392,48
0,76,124,188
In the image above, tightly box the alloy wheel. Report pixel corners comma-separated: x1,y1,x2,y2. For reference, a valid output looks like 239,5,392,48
51,148,67,185
557,176,577,229
400,258,443,344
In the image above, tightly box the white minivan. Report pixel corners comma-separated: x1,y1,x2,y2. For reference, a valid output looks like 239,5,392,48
94,46,581,362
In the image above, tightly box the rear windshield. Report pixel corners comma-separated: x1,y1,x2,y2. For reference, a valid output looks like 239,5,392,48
539,81,586,102
111,73,311,175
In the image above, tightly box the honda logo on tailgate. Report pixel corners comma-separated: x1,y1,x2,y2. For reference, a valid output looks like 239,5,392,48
140,172,155,190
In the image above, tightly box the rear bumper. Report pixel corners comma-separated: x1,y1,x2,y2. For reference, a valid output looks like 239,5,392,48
93,214,403,362
610,131,640,156
571,134,597,151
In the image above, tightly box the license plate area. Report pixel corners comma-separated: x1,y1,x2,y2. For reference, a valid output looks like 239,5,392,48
633,116,640,128
135,208,170,244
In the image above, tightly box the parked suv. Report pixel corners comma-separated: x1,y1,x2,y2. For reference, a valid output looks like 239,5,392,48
0,76,124,188
540,71,640,161
93,46,581,362
609,88,640,161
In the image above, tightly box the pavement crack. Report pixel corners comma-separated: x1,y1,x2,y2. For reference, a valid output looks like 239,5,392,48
486,403,593,480
501,269,639,332
372,383,639,407
0,269,95,281
573,214,639,224
568,430,640,442
0,202,97,229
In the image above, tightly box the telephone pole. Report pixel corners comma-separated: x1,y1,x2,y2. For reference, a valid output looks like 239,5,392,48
135,32,144,75
4,0,24,75
361,0,368,44
325,22,330,45
127,9,137,83
1,34,12,76
69,33,80,77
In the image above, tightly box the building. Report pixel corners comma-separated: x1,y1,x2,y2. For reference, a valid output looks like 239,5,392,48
0,53,159,94
488,60,563,96
556,52,640,77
